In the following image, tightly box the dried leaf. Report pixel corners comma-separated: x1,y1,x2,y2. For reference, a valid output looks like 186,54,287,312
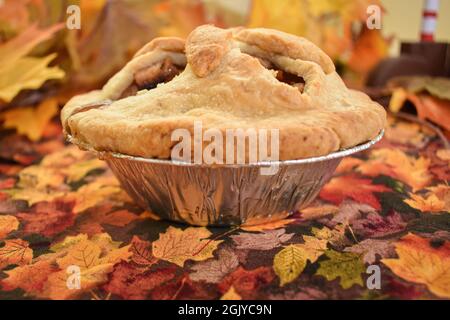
344,239,395,264
103,261,176,300
16,200,76,237
0,215,19,239
220,286,242,300
129,236,157,267
273,236,327,286
358,148,432,192
231,229,294,251
1,98,59,141
351,211,407,238
382,233,450,298
0,54,64,102
0,239,33,269
152,226,223,267
218,266,274,299
1,233,131,299
189,247,239,283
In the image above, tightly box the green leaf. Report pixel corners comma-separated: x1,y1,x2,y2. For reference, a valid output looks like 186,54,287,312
315,249,365,289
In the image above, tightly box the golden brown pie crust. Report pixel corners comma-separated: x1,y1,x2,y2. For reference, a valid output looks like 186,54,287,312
61,25,386,161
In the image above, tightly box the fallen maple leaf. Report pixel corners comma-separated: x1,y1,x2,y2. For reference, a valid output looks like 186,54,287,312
231,229,294,251
382,233,450,298
64,158,106,183
68,176,130,213
0,215,19,239
0,239,33,269
1,232,131,299
319,174,390,210
189,246,239,284
351,211,407,238
273,235,327,286
344,239,395,264
218,266,274,299
312,225,349,247
405,193,446,214
0,24,64,102
240,218,295,232
152,226,223,267
129,235,157,268
103,261,177,300
315,249,365,289
357,148,432,192
1,97,59,141
77,206,139,235
385,117,434,148
220,286,242,300
16,200,76,237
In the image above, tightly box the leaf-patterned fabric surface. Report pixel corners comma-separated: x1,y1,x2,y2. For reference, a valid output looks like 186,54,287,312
0,116,449,300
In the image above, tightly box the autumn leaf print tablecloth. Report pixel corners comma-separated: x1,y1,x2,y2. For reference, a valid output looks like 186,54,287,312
0,116,449,300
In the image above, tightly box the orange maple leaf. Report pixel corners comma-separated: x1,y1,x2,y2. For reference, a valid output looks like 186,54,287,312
358,148,433,192
382,233,450,298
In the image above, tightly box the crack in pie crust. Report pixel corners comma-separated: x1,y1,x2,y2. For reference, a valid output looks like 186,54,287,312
61,25,386,161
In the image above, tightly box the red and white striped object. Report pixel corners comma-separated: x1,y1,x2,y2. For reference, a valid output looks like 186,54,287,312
421,0,439,41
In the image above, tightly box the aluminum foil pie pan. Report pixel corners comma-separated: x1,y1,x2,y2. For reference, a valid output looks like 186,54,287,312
67,130,383,227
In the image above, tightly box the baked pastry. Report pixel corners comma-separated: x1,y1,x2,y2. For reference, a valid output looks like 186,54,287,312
61,25,386,161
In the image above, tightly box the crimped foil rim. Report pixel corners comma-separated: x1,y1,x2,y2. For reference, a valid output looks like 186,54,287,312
67,130,384,167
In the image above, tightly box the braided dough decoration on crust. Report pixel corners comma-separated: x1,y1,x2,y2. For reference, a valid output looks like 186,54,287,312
62,25,386,160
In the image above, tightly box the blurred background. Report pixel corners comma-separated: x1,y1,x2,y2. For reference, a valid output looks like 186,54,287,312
0,0,449,165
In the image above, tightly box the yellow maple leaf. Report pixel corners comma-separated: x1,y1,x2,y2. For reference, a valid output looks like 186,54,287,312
0,215,19,239
220,286,242,300
6,188,66,206
0,239,33,269
152,226,223,267
18,162,65,190
0,54,65,102
1,97,59,141
68,176,130,213
382,233,450,298
273,235,328,286
0,24,65,102
1,233,131,299
64,158,106,183
312,224,347,246
240,218,295,232
0,24,62,71
405,184,450,213
358,148,432,192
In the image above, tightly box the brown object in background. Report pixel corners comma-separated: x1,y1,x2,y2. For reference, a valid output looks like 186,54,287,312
367,42,450,87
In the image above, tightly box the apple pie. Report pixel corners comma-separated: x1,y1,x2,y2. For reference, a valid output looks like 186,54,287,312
61,25,386,160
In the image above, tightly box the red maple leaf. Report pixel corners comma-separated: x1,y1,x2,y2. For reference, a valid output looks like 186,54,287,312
319,174,390,210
